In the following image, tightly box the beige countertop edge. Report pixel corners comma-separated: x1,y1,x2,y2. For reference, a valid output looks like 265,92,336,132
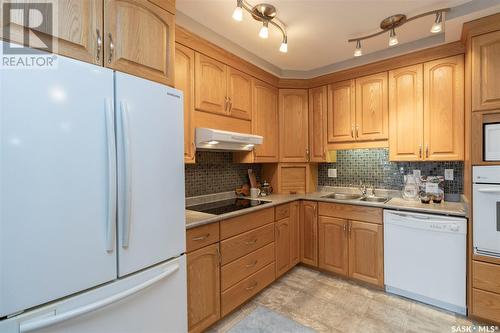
185,192,468,230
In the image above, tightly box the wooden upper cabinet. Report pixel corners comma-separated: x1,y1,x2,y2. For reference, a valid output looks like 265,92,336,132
187,244,220,333
1,0,103,65
423,55,464,161
279,89,309,162
355,72,389,141
252,80,279,162
275,217,291,277
300,201,318,267
327,80,356,143
148,0,175,14
227,68,252,120
389,64,424,161
472,30,500,111
195,53,227,115
175,43,195,164
348,220,384,287
104,0,175,85
318,216,348,276
309,86,328,162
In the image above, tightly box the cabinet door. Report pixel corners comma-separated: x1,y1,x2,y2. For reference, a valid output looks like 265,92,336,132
327,80,356,143
318,217,348,276
252,80,279,162
423,55,464,161
355,72,389,141
187,244,220,333
2,0,103,65
175,44,195,164
104,0,175,85
309,86,328,162
389,64,424,161
227,68,252,120
279,89,309,162
348,221,383,287
472,30,500,111
290,201,300,265
300,201,318,267
194,53,227,115
275,217,291,277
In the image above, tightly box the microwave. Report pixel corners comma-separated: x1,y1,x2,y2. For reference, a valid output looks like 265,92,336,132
485,123,500,161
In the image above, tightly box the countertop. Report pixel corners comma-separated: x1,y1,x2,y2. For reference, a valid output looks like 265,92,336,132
185,191,468,229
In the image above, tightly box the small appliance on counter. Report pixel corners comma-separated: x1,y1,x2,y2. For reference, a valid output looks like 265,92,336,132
473,166,500,258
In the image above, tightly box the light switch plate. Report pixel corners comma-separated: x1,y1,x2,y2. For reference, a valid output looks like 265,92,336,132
328,168,337,178
445,169,454,181
413,169,421,179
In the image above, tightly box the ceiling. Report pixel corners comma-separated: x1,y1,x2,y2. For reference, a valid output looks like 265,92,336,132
176,0,500,78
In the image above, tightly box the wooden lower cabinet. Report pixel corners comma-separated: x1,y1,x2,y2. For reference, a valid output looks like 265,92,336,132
275,202,300,277
300,201,318,267
276,216,292,277
318,216,349,276
472,289,500,324
348,220,384,287
221,263,275,317
472,260,500,324
187,243,220,333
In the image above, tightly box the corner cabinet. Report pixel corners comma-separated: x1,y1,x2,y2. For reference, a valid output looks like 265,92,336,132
472,30,500,111
187,243,220,333
423,55,464,161
104,0,175,85
175,43,195,163
355,72,389,141
279,89,309,162
309,86,328,162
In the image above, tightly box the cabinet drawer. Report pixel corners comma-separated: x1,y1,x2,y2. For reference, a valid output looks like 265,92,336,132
186,223,220,253
221,243,275,291
220,208,274,240
472,288,500,324
318,202,382,224
221,223,274,265
221,262,275,316
473,261,500,294
275,204,290,220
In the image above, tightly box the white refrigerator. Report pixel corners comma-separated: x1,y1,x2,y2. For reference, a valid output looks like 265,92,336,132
0,45,187,333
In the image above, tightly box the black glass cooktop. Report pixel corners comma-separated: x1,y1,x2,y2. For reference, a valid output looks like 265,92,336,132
188,198,271,215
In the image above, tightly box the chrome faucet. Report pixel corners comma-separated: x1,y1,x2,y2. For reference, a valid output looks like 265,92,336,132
359,181,367,197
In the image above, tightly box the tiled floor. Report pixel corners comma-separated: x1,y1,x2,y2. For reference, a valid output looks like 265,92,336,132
208,266,479,333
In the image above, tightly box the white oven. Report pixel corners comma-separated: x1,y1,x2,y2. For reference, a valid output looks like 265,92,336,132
473,166,500,257
485,123,500,161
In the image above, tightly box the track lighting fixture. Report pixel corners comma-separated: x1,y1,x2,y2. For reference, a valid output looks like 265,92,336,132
259,21,269,39
348,8,449,57
232,0,243,21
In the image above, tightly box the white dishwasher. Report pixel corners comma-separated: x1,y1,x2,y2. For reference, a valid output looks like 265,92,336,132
384,210,467,315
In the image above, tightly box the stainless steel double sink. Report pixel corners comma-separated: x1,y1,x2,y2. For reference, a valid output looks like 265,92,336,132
321,193,390,203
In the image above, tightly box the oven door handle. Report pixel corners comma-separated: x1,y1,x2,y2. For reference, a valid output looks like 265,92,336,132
477,188,500,194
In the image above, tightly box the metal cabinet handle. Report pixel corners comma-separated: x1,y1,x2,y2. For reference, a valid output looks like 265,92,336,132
425,144,429,158
245,260,258,268
343,223,347,234
306,148,310,161
245,281,258,291
419,145,422,159
351,125,355,139
356,125,359,138
108,33,114,64
245,238,258,246
224,96,229,112
348,222,352,233
216,246,221,265
228,97,232,112
192,233,210,241
96,29,102,62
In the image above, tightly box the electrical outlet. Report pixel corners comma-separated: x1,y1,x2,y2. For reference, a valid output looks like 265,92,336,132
413,169,421,179
328,168,337,178
445,169,454,181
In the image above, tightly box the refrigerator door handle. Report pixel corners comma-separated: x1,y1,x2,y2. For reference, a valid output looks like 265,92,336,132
19,263,180,333
120,101,132,248
105,99,117,252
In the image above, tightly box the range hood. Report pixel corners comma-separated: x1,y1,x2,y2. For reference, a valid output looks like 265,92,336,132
195,128,263,152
